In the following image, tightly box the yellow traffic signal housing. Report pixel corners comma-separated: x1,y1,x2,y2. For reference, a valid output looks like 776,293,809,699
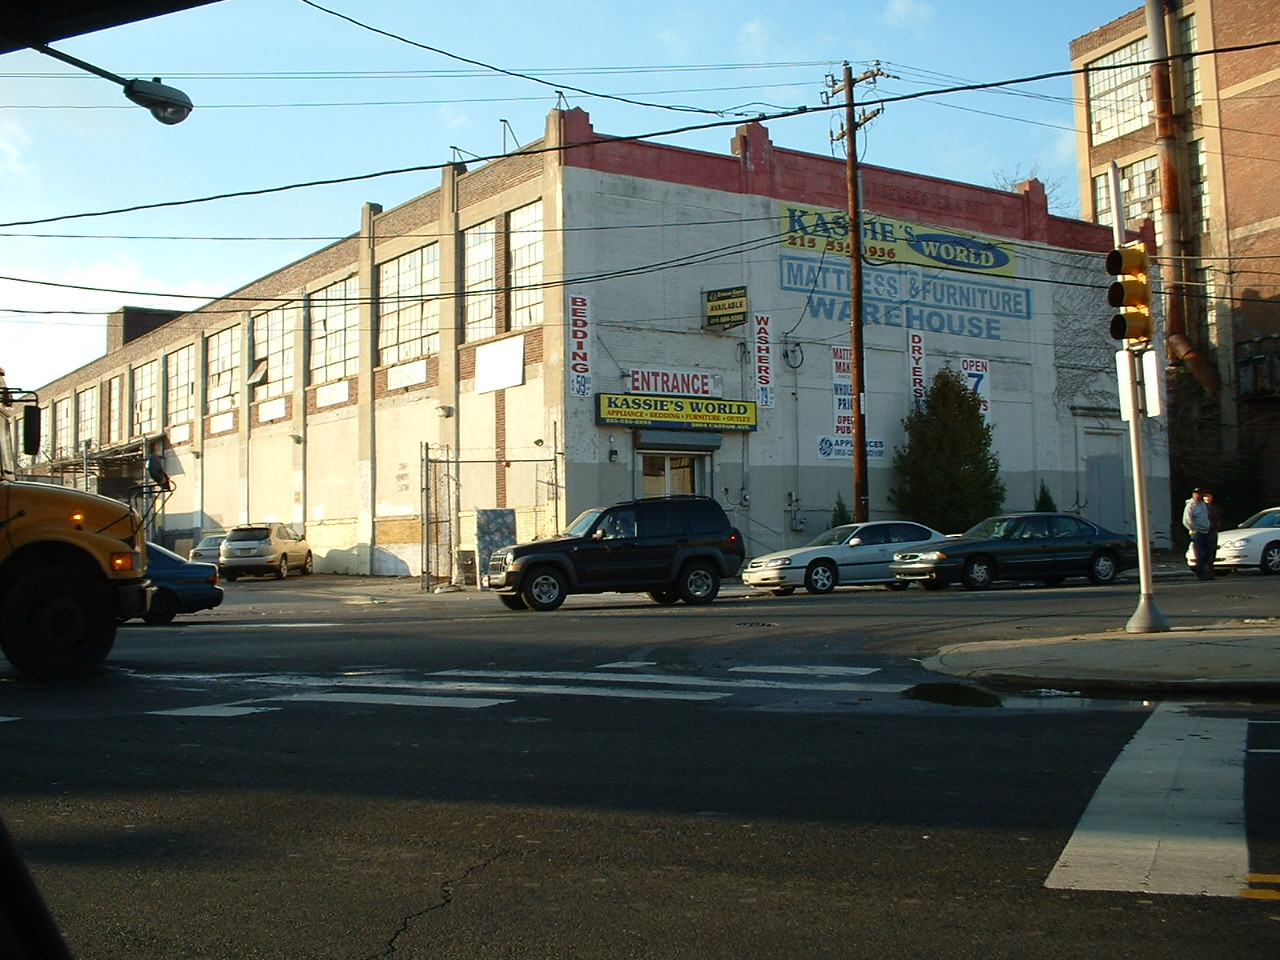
1105,244,1154,342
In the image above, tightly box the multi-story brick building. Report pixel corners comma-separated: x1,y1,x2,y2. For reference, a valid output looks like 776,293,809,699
1071,0,1280,511
27,107,1164,579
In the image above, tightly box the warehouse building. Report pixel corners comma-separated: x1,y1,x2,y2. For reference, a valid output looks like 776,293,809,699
30,106,1170,579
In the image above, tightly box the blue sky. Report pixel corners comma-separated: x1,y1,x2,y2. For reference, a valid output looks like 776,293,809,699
0,0,1134,387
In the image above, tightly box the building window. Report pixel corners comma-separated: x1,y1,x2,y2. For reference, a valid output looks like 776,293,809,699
106,376,122,445
1094,156,1162,243
131,360,159,437
464,220,496,342
76,385,97,450
166,344,195,426
251,303,297,401
1086,37,1152,146
1179,15,1200,108
1188,138,1209,236
206,325,240,414
509,200,544,329
378,245,440,365
53,398,72,459
309,276,360,384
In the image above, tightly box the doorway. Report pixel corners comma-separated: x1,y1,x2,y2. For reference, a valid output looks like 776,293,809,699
641,454,704,496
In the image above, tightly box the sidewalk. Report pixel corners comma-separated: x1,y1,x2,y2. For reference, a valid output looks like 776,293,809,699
922,619,1280,698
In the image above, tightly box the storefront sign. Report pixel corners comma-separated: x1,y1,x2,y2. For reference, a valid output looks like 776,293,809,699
596,393,757,432
909,332,926,407
704,286,748,329
626,368,721,397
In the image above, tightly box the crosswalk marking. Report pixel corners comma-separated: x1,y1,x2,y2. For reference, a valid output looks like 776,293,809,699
729,665,881,676
430,668,906,694
1045,702,1248,897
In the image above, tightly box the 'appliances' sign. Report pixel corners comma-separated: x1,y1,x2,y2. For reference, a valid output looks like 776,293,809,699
595,393,757,432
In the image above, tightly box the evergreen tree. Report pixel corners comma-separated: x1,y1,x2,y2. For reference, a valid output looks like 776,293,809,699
890,366,1005,533
830,491,852,528
1034,480,1057,512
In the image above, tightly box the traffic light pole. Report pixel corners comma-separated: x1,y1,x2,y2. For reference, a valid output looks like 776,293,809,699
1109,162,1169,634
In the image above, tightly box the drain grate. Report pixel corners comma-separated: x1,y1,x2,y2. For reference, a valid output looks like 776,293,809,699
736,621,780,628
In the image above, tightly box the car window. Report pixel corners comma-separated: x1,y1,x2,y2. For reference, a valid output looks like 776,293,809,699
964,516,1016,539
887,523,932,544
854,525,889,546
599,508,637,540
1051,516,1088,538
1243,510,1280,529
807,525,855,547
226,528,269,542
684,501,724,535
1020,517,1050,540
644,503,687,538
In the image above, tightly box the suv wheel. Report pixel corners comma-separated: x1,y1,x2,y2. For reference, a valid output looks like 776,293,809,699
648,588,680,605
275,555,289,580
521,566,567,611
676,561,720,604
499,593,529,611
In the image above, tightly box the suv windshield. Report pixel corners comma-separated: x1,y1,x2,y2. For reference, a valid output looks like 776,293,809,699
563,509,603,537
227,528,270,542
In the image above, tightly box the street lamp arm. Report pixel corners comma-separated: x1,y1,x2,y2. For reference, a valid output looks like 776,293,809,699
29,42,193,124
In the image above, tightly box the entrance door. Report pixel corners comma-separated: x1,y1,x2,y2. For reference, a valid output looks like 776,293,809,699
642,454,703,497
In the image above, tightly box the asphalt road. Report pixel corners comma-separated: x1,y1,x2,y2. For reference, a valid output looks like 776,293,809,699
2,573,1278,959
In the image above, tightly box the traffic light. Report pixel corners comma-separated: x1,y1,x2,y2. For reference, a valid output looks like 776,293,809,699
1106,244,1154,343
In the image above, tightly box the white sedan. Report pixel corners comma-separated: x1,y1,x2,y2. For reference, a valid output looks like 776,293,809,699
1186,506,1280,575
744,520,947,595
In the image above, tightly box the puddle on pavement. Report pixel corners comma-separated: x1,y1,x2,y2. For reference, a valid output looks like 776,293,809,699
899,680,1150,712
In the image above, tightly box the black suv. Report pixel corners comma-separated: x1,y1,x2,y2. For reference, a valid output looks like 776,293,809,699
486,496,745,611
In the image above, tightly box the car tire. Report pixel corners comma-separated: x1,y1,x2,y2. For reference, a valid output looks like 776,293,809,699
498,593,529,611
770,587,797,597
804,560,837,595
0,565,116,679
1086,550,1118,584
676,561,720,604
961,556,994,591
1261,541,1280,575
521,566,567,611
275,555,288,580
223,570,238,582
143,589,179,625
302,552,313,575
648,588,680,605
885,581,909,591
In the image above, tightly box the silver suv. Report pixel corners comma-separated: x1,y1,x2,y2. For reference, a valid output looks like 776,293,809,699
219,523,313,580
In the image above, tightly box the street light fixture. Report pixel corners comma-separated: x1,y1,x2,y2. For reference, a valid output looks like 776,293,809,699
30,42,193,124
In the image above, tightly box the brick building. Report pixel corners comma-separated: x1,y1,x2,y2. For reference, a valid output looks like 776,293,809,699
27,107,1164,579
1071,0,1280,513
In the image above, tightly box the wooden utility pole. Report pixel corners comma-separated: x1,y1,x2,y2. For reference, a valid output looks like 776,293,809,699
830,62,883,522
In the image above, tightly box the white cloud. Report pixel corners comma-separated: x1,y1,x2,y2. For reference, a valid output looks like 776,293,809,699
737,19,772,61
0,116,31,178
881,0,934,28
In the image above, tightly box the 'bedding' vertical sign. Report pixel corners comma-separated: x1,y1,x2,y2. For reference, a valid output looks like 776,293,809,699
568,293,591,398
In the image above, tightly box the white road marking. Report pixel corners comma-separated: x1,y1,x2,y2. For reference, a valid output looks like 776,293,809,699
278,692,512,709
150,705,281,717
729,665,880,676
1045,702,1248,897
430,668,906,694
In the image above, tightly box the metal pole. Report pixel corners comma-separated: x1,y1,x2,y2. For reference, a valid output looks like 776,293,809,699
842,63,869,523
1110,162,1169,633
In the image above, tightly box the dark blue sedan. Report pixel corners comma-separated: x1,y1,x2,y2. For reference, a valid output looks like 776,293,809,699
137,542,224,625
890,512,1139,591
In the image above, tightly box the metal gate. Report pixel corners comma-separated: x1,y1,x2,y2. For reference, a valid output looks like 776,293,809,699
421,444,558,588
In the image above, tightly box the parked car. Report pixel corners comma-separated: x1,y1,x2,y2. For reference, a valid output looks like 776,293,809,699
219,523,313,580
1184,506,1280,575
134,542,223,625
485,495,745,611
188,534,225,563
744,520,947,595
890,512,1138,591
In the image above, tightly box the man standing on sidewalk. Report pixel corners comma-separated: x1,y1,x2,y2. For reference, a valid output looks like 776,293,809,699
1183,487,1214,580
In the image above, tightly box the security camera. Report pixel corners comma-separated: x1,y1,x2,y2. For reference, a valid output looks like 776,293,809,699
123,78,193,125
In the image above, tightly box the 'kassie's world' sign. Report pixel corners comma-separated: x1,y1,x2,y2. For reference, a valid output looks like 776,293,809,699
596,393,757,431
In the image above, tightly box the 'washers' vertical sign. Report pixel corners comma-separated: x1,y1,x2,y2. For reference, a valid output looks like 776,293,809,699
704,286,748,329
568,293,591,397
754,314,774,407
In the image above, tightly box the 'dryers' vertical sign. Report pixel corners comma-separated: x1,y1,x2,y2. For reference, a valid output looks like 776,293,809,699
568,293,591,397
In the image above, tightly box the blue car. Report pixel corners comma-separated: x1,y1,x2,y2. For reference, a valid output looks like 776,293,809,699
138,541,224,625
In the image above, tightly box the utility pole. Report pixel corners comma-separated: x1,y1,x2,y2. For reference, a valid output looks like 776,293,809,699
829,63,884,523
